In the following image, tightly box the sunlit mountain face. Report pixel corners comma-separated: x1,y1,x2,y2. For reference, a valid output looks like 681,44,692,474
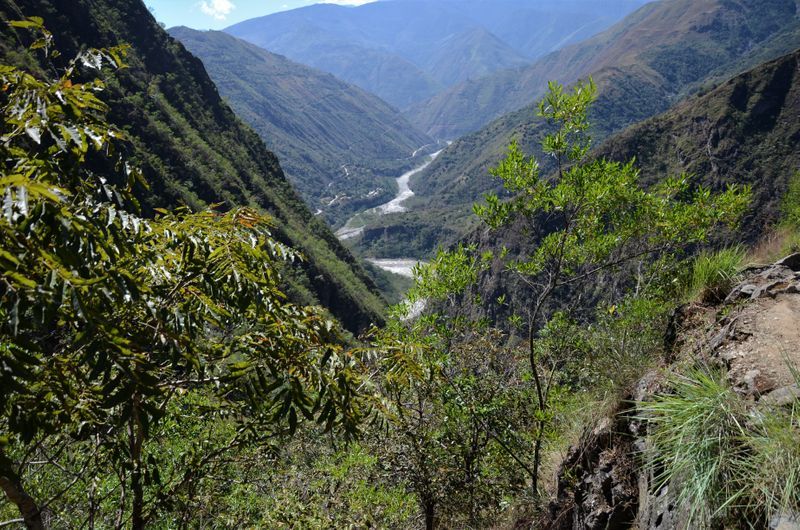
225,0,650,108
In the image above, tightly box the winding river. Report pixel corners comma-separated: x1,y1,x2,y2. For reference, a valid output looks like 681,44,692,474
335,147,444,276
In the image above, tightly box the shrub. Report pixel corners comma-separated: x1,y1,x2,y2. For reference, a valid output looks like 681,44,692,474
781,170,800,228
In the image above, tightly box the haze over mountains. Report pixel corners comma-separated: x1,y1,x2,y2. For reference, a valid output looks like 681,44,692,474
224,0,650,109
409,0,800,138
344,0,800,259
169,27,432,226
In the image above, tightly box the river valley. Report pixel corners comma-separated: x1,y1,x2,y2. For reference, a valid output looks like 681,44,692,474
335,147,445,277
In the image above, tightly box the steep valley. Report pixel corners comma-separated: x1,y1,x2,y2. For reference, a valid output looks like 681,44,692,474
2,0,800,527
168,27,433,227
348,0,800,261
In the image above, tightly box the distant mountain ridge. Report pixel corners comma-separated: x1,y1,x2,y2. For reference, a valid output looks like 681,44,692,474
169,27,432,226
407,0,800,138
414,0,800,209
346,0,800,260
224,0,649,109
0,0,388,333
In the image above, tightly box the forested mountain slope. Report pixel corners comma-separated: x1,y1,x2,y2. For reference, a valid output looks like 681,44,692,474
225,0,647,109
355,0,800,259
0,0,386,333
169,27,432,226
408,0,800,139
463,48,800,327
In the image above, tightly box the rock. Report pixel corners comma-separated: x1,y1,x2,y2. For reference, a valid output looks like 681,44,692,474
771,512,800,530
729,283,757,301
776,253,800,272
761,384,800,407
726,265,800,302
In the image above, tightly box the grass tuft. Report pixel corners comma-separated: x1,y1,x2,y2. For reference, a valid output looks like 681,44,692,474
641,366,800,528
640,368,748,527
685,246,745,303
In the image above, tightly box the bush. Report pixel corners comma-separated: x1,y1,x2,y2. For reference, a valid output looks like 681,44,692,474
781,171,800,227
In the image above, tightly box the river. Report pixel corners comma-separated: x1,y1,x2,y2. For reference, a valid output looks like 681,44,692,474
336,147,444,242
335,145,450,282
366,258,421,278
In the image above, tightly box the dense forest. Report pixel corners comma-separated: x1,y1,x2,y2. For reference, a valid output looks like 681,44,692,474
1,0,800,529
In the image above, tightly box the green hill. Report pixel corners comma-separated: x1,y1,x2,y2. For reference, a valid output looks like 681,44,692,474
0,0,387,333
168,27,432,227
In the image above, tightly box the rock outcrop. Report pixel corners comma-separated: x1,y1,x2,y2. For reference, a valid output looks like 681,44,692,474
544,254,800,530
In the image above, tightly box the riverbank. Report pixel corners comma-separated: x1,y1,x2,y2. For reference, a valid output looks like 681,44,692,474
335,148,444,242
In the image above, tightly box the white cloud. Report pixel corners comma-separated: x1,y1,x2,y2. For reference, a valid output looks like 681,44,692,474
199,0,235,20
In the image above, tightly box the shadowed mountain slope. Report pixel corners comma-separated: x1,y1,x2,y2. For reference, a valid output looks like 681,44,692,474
0,0,387,333
169,27,432,227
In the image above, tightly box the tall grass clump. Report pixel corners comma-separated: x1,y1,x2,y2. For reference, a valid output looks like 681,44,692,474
739,362,800,521
740,402,800,521
640,369,748,527
685,246,745,303
642,366,800,527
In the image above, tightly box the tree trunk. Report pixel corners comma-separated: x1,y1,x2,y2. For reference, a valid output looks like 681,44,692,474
424,499,435,530
0,450,45,530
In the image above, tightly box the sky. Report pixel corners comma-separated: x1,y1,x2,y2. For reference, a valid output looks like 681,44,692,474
147,0,377,30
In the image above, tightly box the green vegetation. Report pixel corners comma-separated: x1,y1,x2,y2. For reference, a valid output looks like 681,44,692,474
361,261,414,305
0,0,387,334
469,77,748,497
359,0,800,262
684,246,746,303
1,2,798,528
641,367,800,527
0,21,369,528
782,171,800,228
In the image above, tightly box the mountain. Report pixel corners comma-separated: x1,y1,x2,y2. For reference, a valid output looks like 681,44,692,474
0,0,387,333
408,0,800,139
168,27,432,226
458,48,800,327
224,0,648,109
421,27,530,87
348,0,800,259
597,48,800,241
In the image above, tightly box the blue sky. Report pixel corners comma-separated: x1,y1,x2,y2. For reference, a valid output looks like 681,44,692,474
147,0,377,30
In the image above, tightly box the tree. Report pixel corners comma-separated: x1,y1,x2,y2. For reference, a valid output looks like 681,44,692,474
1,18,367,529
438,78,751,500
370,246,538,529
